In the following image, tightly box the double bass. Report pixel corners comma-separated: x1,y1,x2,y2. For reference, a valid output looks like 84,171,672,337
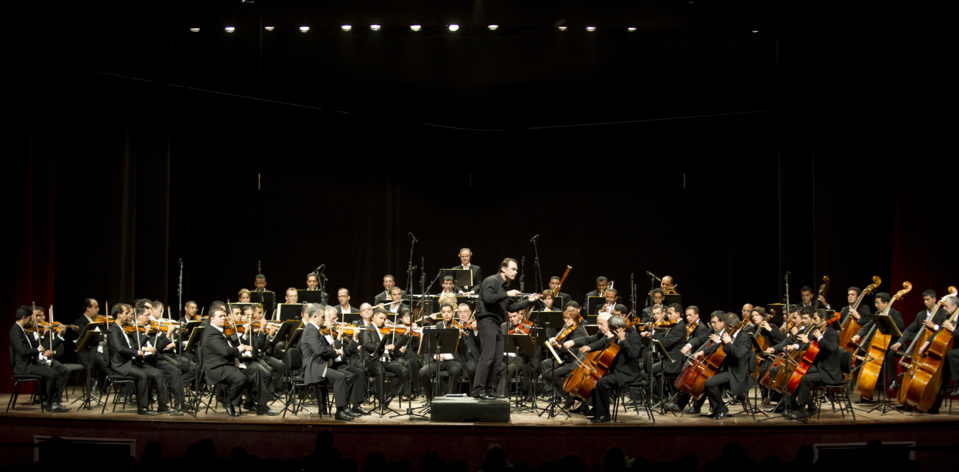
839,276,881,357
854,281,911,400
899,287,958,411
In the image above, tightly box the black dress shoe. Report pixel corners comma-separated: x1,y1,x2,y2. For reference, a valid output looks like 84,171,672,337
351,405,371,416
710,407,729,420
787,409,810,420
49,403,70,413
585,408,597,418
157,405,174,414
590,415,611,424
225,404,240,417
684,405,701,414
138,408,157,416
950,385,959,396
570,403,587,413
335,410,355,421
665,403,681,412
256,409,280,416
477,393,497,400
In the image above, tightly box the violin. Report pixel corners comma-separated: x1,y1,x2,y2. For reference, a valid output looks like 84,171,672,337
508,320,533,335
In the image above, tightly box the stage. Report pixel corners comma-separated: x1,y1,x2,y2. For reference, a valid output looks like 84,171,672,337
2,391,957,472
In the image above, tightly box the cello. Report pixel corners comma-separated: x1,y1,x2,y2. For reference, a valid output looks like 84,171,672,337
839,276,881,358
854,281,911,400
899,287,958,411
563,338,620,401
674,320,747,399
785,312,841,395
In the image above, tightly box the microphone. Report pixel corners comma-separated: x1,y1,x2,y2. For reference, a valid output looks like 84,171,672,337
646,271,661,282
315,264,326,274
409,232,419,243
530,234,539,243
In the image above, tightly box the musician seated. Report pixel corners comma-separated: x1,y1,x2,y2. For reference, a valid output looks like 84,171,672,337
131,306,187,414
301,304,362,421
202,303,278,417
692,311,752,420
501,310,538,400
540,308,587,407
419,303,465,402
359,308,410,407
582,314,643,424
783,309,842,420
10,306,71,412
107,303,175,416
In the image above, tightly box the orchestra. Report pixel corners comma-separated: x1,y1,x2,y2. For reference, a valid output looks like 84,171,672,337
10,267,958,426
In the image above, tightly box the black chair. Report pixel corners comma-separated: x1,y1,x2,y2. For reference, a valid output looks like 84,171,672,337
613,379,654,422
281,347,329,418
813,350,857,421
7,374,44,412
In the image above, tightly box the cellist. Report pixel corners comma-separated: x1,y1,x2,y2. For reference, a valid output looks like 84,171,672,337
582,314,643,424
781,309,842,420
692,311,752,420
671,306,712,414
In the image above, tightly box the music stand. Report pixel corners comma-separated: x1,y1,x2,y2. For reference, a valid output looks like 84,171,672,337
184,325,205,416
266,320,301,353
586,296,605,315
534,311,571,418
413,328,460,419
444,269,473,291
664,294,682,308
249,290,275,310
276,303,304,322
861,314,903,415
583,324,600,336
505,333,537,411
73,322,105,409
344,313,364,325
297,290,326,304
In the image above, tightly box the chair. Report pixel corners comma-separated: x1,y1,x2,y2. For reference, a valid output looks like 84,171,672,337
7,346,46,412
282,347,329,418
100,370,139,414
613,379,654,422
813,351,857,421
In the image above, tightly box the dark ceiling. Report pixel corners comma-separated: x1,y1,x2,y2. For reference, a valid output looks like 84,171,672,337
20,0,939,128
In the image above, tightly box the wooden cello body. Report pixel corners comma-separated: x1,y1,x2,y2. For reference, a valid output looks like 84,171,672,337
839,276,881,359
854,282,911,400
563,340,620,401
674,321,744,399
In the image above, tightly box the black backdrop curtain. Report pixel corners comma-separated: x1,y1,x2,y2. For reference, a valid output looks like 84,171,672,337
5,71,954,391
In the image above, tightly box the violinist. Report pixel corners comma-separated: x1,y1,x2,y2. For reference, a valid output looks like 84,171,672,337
107,303,174,415
455,303,482,381
379,287,409,315
227,306,282,404
779,309,841,420
693,311,752,420
245,305,286,397
301,304,362,420
390,307,422,399
10,305,71,412
359,308,410,407
584,314,643,424
31,307,69,361
324,305,371,412
131,306,187,414
71,298,109,391
419,303,465,403
539,307,587,407
501,310,538,401
639,305,671,406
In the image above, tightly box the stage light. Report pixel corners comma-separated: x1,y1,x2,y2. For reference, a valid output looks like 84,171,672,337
558,26,567,31
299,26,310,33
225,26,236,33
410,25,422,31
341,25,352,32
189,27,200,33
448,24,459,32
586,26,596,32
371,24,381,31
264,26,275,32
627,27,637,32
488,25,498,31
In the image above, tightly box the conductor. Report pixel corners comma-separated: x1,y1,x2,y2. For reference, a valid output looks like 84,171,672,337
472,258,540,400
